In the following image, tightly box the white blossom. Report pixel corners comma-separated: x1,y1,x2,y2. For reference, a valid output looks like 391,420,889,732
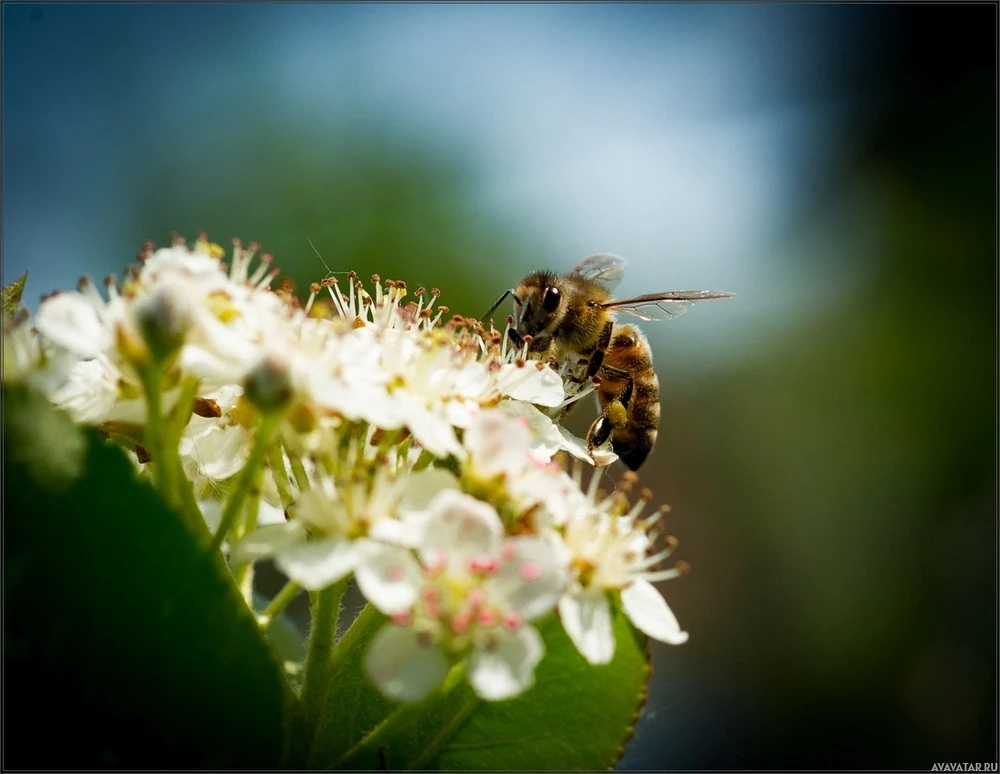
5,234,695,707
360,490,566,701
556,474,689,664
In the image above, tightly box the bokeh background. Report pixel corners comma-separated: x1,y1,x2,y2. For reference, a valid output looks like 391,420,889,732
3,3,995,769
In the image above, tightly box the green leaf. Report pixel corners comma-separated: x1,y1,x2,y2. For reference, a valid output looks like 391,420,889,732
302,602,394,769
3,270,27,319
308,601,649,771
399,609,650,770
3,385,290,769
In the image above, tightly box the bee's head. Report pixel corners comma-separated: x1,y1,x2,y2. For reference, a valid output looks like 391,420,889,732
512,271,564,348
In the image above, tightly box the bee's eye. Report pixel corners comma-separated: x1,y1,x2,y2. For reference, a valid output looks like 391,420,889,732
542,285,561,312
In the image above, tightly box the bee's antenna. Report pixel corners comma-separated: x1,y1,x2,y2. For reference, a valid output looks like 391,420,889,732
308,239,351,278
483,289,515,322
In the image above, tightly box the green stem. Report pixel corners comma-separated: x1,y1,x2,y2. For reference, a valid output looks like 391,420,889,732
412,448,435,471
165,376,206,538
301,578,348,726
394,434,412,472
306,600,385,766
231,464,262,604
289,454,311,495
268,442,295,509
326,598,381,680
403,671,478,770
257,580,302,629
207,413,278,556
175,469,208,541
332,662,467,769
141,364,175,506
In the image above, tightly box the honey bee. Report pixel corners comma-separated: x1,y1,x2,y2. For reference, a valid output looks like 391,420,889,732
485,254,734,470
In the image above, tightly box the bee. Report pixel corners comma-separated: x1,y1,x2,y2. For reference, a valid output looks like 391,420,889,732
485,254,734,470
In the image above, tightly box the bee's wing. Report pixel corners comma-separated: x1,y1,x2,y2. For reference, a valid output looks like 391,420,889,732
603,290,736,322
570,253,628,290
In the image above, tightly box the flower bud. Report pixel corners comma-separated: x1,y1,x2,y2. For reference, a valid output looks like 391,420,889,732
244,351,294,413
135,279,193,362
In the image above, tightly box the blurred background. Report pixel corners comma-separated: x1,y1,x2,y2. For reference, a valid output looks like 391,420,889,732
3,3,995,769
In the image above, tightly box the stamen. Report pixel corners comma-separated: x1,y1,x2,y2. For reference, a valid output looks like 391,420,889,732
305,282,320,316
247,252,273,286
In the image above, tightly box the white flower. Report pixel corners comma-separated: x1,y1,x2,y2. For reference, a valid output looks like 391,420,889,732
556,479,688,665
34,289,114,359
460,407,592,530
232,460,452,591
1,316,77,393
359,489,566,702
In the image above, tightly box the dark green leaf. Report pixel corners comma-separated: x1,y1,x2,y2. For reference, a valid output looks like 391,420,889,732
302,603,394,769
3,270,27,319
3,385,290,769
307,600,650,771
394,609,650,771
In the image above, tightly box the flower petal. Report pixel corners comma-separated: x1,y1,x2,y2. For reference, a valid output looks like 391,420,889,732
368,509,432,547
467,625,545,701
495,400,565,461
558,589,615,665
365,624,449,702
34,292,109,358
398,468,460,513
401,402,463,458
417,490,503,570
496,362,564,407
464,410,531,479
487,535,565,622
275,535,357,590
556,426,597,463
354,541,423,615
231,521,305,562
620,578,689,645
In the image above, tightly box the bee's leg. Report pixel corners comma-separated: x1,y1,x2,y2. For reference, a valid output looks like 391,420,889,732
598,364,634,409
585,320,614,379
586,362,633,454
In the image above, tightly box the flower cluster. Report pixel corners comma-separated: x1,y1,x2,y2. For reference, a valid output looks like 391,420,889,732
3,235,688,703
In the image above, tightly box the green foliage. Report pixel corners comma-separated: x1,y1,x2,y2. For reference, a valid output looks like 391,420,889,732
307,604,650,771
3,384,652,770
3,385,289,769
3,270,27,319
413,610,650,771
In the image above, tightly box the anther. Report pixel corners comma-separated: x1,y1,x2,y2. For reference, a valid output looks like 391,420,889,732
192,397,222,418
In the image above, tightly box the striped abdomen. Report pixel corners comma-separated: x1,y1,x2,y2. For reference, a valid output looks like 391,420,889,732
597,324,661,471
